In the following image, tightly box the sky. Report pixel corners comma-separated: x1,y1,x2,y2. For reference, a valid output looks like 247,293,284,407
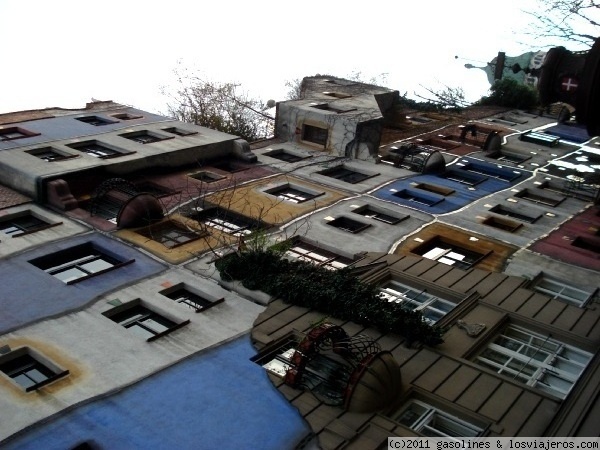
0,0,582,116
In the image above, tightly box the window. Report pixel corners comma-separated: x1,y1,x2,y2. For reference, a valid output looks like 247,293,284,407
0,212,58,236
532,276,596,307
323,92,351,99
380,280,456,323
440,169,487,186
482,216,522,232
264,149,306,163
413,183,455,196
352,205,408,225
519,131,560,147
310,103,356,114
476,325,592,399
489,151,531,164
161,126,198,136
111,113,143,120
395,400,483,437
189,171,225,183
393,189,444,207
193,207,260,236
571,237,600,254
0,348,69,392
302,124,328,146
285,240,355,270
26,147,77,162
67,141,130,159
251,336,299,378
104,303,189,341
462,162,521,182
0,127,40,141
75,116,116,126
318,166,377,184
119,131,168,144
514,189,564,207
266,184,323,203
29,242,133,284
415,237,486,270
489,205,541,223
137,221,205,248
160,285,224,312
326,216,371,234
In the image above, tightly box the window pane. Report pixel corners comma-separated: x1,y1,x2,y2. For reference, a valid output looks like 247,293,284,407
80,258,114,273
54,267,87,283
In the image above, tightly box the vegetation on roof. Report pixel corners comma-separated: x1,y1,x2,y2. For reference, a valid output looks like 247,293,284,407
216,249,444,346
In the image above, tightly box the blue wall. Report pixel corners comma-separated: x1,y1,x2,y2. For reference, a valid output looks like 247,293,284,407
3,336,310,450
0,233,166,334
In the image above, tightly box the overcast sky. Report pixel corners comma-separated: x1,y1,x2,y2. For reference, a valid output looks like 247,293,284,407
0,0,576,116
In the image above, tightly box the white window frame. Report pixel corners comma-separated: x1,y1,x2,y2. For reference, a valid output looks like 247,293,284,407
396,399,483,437
286,243,351,270
533,276,595,307
380,280,456,324
477,325,592,399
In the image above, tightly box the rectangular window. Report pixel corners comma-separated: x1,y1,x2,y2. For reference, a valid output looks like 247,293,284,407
251,336,299,378
462,163,521,182
353,205,408,225
413,183,455,196
302,124,328,146
326,216,371,234
137,221,205,248
161,127,198,136
105,304,189,341
519,131,560,147
476,325,592,399
67,141,130,159
26,147,77,162
264,149,306,163
440,169,487,186
393,189,444,207
75,116,116,126
189,171,225,183
489,151,531,164
119,131,169,144
415,237,486,270
111,113,143,120
285,241,355,270
0,212,58,237
489,205,541,223
380,280,456,323
0,348,69,392
395,400,483,437
193,207,261,236
0,127,40,141
482,216,522,232
160,285,224,312
318,166,377,184
29,242,133,284
533,276,595,307
266,184,323,203
571,237,600,254
514,189,564,207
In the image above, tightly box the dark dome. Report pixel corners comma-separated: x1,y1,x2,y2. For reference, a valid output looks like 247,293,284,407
117,193,164,229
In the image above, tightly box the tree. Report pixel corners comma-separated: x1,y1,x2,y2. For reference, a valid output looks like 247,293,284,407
164,67,274,142
525,0,599,48
413,83,470,111
477,78,539,109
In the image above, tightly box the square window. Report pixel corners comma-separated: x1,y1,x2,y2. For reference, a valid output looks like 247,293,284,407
29,242,133,284
110,113,143,120
251,335,300,378
266,184,323,203
380,280,456,324
264,149,306,163
161,127,198,136
189,171,225,183
514,189,564,206
476,325,592,399
75,116,116,126
394,399,483,437
104,303,189,341
137,221,206,248
352,205,408,225
119,131,169,144
302,124,328,146
285,240,355,270
318,165,377,184
0,212,58,237
489,205,541,223
532,275,595,307
160,284,224,312
0,127,40,141
67,140,130,159
0,348,69,392
414,237,486,270
26,147,77,162
326,216,371,234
